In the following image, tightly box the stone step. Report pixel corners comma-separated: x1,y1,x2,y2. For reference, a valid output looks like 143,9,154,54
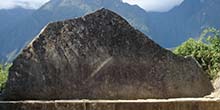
0,98,220,110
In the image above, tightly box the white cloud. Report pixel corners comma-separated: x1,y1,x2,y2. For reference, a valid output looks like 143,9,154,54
0,0,50,9
122,0,184,12
0,0,184,11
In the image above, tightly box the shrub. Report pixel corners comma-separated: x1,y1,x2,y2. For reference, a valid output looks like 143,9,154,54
174,27,220,80
0,64,11,92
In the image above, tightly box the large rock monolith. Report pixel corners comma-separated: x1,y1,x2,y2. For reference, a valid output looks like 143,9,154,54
2,8,213,100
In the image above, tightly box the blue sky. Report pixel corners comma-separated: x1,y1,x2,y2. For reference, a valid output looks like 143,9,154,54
0,0,184,12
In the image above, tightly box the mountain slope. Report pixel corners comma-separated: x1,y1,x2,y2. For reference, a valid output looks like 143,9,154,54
0,0,149,62
0,8,34,62
148,0,220,47
0,8,33,31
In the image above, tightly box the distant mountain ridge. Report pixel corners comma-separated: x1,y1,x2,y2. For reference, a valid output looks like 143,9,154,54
0,0,149,62
0,0,220,62
0,8,34,62
148,0,220,47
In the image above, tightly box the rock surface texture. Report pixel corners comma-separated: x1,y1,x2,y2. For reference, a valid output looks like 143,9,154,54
2,9,213,100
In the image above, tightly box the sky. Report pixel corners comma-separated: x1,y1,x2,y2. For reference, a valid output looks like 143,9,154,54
0,0,184,12
0,0,50,9
122,0,184,12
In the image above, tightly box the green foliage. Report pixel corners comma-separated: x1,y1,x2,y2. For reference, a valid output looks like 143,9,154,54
0,64,11,92
174,27,220,80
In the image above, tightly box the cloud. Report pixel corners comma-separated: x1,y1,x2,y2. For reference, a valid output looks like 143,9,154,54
122,0,184,12
0,0,50,9
0,0,184,11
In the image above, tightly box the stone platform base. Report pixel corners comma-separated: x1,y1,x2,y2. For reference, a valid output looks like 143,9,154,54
0,98,220,110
